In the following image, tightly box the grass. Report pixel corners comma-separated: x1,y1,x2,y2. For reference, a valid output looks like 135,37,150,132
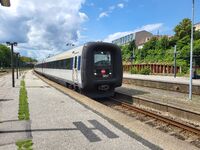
16,78,33,149
18,79,30,120
16,140,33,150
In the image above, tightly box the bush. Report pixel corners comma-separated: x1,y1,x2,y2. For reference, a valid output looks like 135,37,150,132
130,67,138,74
181,66,189,74
139,67,151,75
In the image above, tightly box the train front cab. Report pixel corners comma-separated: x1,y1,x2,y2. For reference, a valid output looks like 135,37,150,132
81,42,123,98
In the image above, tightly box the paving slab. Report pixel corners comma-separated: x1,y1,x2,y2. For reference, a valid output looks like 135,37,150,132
0,120,32,146
0,74,21,149
25,71,160,150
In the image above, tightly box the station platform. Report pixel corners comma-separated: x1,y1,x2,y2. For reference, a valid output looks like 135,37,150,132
123,73,200,95
0,74,21,149
0,71,159,150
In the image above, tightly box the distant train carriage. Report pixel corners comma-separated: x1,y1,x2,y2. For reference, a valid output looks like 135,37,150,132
35,42,122,98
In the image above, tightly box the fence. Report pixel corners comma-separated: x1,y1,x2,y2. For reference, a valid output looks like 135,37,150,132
123,64,181,75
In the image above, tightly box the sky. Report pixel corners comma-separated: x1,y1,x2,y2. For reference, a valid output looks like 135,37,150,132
0,0,200,60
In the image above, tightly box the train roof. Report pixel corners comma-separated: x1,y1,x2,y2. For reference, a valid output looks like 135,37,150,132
37,45,84,64
36,42,117,64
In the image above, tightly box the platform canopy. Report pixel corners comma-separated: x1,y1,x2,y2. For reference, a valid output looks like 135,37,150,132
0,0,11,7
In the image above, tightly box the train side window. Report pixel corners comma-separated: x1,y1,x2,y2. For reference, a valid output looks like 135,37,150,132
70,58,73,69
55,61,58,69
63,60,66,69
59,60,62,69
66,58,70,69
53,61,56,69
74,56,77,69
78,56,81,70
58,61,60,69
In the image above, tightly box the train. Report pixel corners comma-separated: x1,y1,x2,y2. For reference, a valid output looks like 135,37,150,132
34,42,123,98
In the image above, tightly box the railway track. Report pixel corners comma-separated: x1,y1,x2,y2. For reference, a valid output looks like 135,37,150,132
109,97,200,136
99,97,200,148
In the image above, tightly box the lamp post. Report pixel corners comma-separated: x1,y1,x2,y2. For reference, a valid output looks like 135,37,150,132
6,42,17,87
189,0,195,100
0,0,11,7
15,52,19,79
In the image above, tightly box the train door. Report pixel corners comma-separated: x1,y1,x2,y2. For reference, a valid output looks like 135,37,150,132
72,56,78,83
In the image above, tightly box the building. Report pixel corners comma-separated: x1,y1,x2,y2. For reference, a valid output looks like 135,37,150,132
194,22,200,31
112,30,153,49
0,0,10,7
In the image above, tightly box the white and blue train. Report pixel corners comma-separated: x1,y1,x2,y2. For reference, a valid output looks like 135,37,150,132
34,42,123,98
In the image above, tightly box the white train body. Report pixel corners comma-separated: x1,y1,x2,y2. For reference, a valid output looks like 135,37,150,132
35,42,122,98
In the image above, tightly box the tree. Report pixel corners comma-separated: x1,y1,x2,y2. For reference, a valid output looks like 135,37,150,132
194,39,200,56
141,37,158,59
156,36,170,50
121,45,131,62
0,44,37,68
0,44,11,68
194,30,200,40
174,18,191,40
193,39,200,66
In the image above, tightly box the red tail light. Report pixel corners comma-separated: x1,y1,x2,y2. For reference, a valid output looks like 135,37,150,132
101,69,106,75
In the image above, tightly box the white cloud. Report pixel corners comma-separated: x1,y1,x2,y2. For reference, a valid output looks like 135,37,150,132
0,0,87,59
104,23,163,42
98,3,125,20
117,3,124,8
99,12,109,19
137,23,163,32
109,6,116,10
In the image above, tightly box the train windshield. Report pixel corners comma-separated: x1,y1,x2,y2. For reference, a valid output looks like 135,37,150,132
94,51,111,66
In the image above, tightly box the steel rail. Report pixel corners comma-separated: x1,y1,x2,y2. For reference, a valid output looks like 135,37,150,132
109,97,200,136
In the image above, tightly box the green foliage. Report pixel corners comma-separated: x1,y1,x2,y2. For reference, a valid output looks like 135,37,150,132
174,18,191,40
0,44,37,68
20,56,37,63
0,44,11,67
121,18,200,75
194,39,200,55
143,37,158,50
141,37,158,59
121,44,131,61
177,35,190,50
18,79,30,120
16,140,33,150
194,30,200,40
139,67,151,75
156,36,170,50
130,67,151,75
121,40,136,62
130,67,138,74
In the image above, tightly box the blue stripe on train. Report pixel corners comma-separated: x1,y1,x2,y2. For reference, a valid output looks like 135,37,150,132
78,56,81,70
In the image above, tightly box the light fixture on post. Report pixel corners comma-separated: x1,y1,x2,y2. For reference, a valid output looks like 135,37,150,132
6,42,18,87
0,0,11,7
66,43,75,47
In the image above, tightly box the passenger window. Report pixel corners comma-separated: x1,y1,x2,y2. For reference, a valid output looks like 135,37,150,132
78,56,81,70
74,56,77,69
